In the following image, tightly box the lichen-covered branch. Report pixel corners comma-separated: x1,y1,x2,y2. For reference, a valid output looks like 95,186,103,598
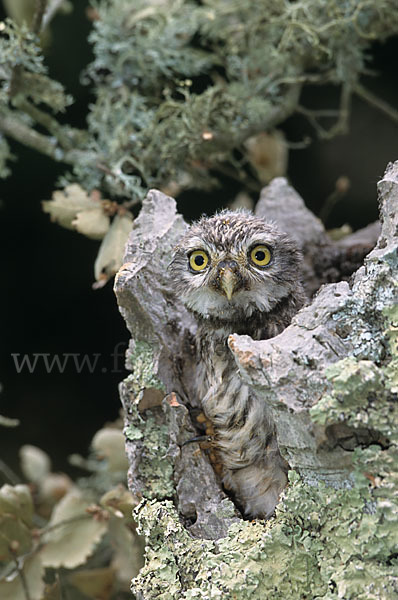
2,1,398,203
115,163,397,599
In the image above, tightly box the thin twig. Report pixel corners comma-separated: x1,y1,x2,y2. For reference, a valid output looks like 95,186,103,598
0,459,21,485
354,83,398,124
40,513,92,535
297,84,352,140
14,559,32,600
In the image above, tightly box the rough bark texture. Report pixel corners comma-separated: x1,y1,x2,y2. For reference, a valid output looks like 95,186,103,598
114,164,398,599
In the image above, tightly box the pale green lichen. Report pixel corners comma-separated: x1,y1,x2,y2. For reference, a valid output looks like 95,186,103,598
383,304,398,393
310,357,396,442
133,461,398,599
136,415,174,500
127,341,165,395
123,342,172,500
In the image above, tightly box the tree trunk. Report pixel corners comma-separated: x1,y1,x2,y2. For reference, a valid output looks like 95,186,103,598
114,162,398,600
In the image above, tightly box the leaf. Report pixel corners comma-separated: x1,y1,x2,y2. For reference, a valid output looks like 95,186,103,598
42,184,98,230
109,517,144,585
72,208,110,240
94,213,133,284
0,554,44,600
244,130,287,184
0,414,19,427
19,445,51,485
91,428,129,473
39,473,73,505
68,567,115,600
40,490,107,569
0,514,32,560
100,484,138,518
0,484,34,526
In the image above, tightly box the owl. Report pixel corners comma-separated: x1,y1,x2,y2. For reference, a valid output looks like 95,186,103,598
169,209,306,519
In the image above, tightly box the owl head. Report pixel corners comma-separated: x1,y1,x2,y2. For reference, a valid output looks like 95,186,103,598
169,209,302,321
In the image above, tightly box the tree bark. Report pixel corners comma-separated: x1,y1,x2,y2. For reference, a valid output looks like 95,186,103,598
114,162,398,600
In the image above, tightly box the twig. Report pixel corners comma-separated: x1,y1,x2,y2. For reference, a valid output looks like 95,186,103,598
12,98,74,150
0,459,21,485
14,558,32,600
41,513,92,535
354,83,398,124
297,84,351,140
0,110,97,165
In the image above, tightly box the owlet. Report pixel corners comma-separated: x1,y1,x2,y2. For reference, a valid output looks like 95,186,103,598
170,209,306,518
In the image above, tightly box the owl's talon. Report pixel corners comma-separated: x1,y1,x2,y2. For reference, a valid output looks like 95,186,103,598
182,434,212,447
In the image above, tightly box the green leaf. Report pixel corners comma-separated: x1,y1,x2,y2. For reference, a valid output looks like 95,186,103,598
0,555,44,600
40,490,107,569
0,484,34,526
0,514,32,560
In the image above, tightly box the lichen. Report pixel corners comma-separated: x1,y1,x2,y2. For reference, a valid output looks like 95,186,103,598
127,341,165,395
310,357,396,441
123,342,172,500
133,463,398,599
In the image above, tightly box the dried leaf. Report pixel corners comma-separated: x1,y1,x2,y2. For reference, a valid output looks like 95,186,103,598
245,130,287,184
0,484,34,526
40,490,107,569
42,184,98,230
72,208,110,240
91,428,129,473
68,567,115,600
19,445,51,485
94,213,133,283
0,555,44,600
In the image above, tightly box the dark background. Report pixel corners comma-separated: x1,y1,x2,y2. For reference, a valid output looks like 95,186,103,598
1,1,397,477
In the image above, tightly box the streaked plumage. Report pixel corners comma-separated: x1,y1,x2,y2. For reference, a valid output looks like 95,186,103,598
170,209,306,518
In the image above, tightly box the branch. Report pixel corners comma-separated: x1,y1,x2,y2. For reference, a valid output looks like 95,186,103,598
0,110,97,165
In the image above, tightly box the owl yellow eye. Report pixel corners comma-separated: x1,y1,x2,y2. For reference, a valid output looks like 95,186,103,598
250,245,272,267
189,250,209,271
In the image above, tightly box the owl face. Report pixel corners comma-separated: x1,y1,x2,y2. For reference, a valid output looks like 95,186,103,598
169,209,302,321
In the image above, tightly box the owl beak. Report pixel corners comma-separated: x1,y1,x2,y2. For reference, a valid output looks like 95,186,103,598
220,269,238,301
